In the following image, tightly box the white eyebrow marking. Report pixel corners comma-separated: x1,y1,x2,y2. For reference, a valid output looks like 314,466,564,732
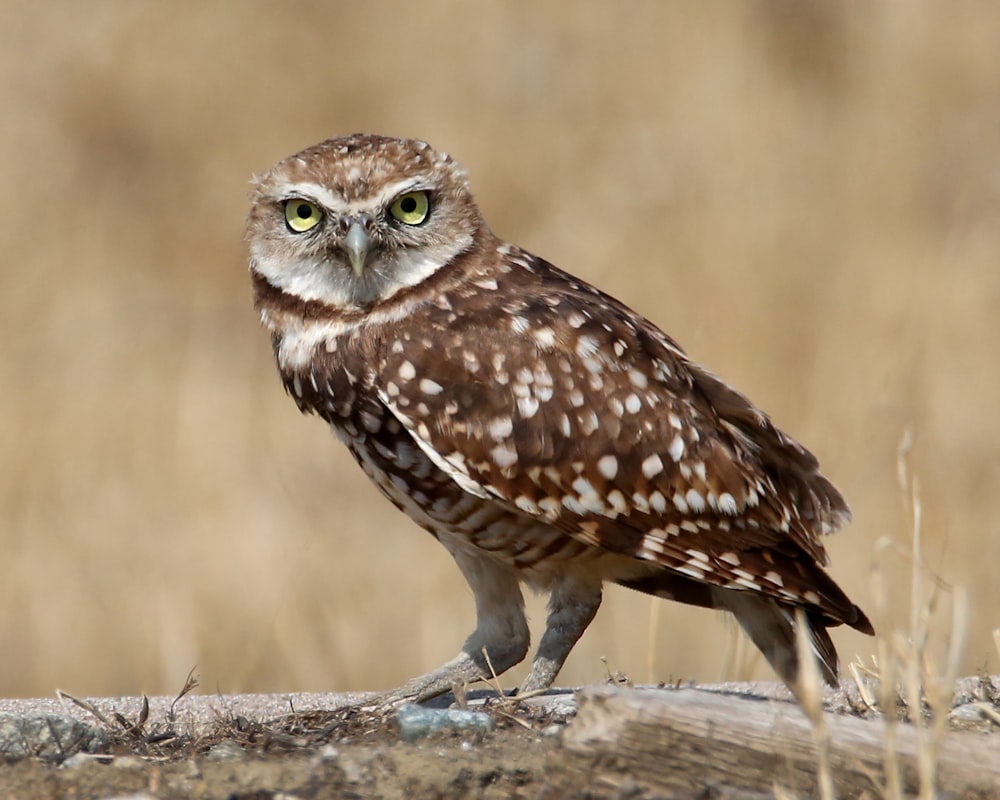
372,176,434,208
274,176,435,216
274,181,346,211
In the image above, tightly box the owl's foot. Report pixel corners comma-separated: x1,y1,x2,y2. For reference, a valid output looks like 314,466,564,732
519,577,602,694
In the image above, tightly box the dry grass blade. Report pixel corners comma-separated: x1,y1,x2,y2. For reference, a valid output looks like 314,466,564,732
55,689,115,729
794,609,835,800
169,667,199,721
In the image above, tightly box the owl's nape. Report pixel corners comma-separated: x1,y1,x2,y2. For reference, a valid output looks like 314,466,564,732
247,133,872,705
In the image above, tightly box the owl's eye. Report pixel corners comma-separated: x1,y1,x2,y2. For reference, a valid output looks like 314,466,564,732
389,191,430,225
284,199,324,233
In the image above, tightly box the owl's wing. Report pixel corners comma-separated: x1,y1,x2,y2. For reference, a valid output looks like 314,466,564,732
376,253,857,621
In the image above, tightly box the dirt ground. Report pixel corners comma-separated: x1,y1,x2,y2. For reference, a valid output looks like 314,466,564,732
0,729,565,800
0,692,588,800
2,680,998,799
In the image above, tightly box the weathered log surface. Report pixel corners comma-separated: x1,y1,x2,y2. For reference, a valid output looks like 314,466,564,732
562,684,1000,798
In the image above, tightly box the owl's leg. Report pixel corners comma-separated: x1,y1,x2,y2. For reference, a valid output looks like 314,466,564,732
519,575,602,694
378,548,530,706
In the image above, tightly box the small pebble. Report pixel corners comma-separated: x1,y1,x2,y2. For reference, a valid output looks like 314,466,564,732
112,755,146,770
396,704,495,741
316,743,340,761
204,739,245,761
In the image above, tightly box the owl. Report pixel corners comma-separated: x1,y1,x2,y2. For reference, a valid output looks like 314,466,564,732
246,134,872,703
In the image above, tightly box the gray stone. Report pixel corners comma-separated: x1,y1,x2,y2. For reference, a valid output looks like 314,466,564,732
396,703,494,741
0,713,109,762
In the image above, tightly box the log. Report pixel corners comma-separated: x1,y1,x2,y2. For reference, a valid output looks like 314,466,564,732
561,685,1000,798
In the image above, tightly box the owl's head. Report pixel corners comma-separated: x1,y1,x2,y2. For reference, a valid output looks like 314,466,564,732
247,134,485,311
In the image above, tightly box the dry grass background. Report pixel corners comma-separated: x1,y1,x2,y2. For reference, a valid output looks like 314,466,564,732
0,2,997,699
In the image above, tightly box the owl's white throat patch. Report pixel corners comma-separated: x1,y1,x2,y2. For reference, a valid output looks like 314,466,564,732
376,245,461,301
251,233,468,313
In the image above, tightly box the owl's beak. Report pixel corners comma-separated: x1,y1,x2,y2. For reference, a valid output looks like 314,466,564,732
343,222,370,277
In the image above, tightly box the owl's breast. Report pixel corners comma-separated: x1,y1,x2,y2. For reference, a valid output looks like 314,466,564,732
274,327,595,579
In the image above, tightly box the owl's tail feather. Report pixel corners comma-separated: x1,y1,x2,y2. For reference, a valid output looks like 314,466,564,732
618,572,856,690
718,590,840,688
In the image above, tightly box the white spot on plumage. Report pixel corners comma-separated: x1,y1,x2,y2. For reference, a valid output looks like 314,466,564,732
579,410,600,435
533,327,556,348
627,369,648,389
672,492,689,514
490,444,518,468
419,378,443,395
732,568,762,589
462,350,480,372
561,495,586,515
718,492,738,514
624,393,641,414
575,335,599,357
517,396,540,418
606,489,627,514
641,454,663,479
597,455,618,480
510,316,530,334
685,489,706,513
538,497,560,517
488,416,513,440
398,361,416,380
668,434,685,463
578,491,606,514
514,496,539,514
649,491,667,513
676,565,706,580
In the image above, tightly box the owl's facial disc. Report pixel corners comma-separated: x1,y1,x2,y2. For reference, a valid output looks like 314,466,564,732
250,141,483,312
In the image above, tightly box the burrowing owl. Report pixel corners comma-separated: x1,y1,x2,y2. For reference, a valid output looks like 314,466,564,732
247,134,872,702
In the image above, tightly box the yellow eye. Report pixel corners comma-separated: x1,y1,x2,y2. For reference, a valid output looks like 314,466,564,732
284,199,324,233
389,191,429,225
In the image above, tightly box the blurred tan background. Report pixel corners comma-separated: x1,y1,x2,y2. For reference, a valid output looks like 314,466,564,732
0,2,997,699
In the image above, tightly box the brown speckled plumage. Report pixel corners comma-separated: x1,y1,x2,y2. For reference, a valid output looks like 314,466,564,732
247,134,872,702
